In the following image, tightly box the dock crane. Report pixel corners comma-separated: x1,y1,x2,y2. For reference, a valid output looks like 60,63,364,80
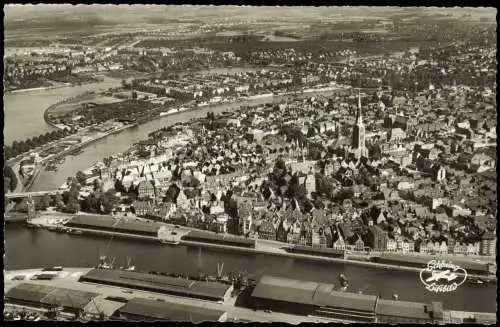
91,298,106,321
125,256,135,271
217,262,224,279
64,293,84,321
99,216,124,268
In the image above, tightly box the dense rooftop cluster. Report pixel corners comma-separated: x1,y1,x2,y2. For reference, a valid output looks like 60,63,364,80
70,39,496,256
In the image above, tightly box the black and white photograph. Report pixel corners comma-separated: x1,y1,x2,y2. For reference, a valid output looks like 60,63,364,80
3,4,497,324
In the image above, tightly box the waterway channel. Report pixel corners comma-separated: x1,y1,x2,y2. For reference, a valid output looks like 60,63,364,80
3,76,122,145
4,75,496,314
4,225,496,313
28,90,336,192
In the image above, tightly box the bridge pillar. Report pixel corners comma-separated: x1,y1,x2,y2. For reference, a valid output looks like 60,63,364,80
27,195,37,221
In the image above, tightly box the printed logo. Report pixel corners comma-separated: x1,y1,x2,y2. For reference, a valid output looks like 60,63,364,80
419,259,467,293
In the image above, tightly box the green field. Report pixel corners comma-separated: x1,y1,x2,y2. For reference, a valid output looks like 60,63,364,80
49,94,123,116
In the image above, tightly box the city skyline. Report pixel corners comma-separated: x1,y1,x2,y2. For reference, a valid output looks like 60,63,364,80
3,5,497,324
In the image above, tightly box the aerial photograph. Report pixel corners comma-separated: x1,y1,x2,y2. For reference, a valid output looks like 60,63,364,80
3,4,497,324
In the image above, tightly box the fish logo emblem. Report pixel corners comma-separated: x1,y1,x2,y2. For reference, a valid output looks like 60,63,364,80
419,260,467,293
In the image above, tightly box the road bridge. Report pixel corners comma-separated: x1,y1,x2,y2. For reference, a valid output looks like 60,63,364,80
5,190,62,200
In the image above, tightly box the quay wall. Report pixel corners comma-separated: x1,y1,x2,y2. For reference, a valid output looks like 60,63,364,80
32,216,496,281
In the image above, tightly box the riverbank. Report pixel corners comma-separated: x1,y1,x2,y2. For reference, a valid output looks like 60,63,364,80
4,267,496,324
28,84,350,191
27,215,496,282
6,84,69,95
6,77,104,95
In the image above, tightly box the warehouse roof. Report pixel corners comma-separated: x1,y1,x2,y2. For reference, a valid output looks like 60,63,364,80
252,275,377,312
317,291,378,312
115,297,226,322
66,215,117,228
5,283,98,310
251,275,320,305
113,220,160,234
81,269,231,301
375,299,431,320
290,245,344,256
5,283,47,303
185,230,255,245
66,215,161,235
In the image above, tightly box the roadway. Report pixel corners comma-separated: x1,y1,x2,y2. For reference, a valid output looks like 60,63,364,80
5,190,62,200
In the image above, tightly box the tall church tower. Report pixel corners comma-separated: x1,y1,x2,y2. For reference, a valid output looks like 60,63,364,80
351,90,368,159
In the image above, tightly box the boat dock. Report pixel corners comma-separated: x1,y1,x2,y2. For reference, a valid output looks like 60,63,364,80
4,268,339,324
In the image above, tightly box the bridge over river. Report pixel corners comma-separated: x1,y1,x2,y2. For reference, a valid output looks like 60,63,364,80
5,190,62,200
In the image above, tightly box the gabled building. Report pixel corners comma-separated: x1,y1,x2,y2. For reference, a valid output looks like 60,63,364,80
480,232,496,256
138,180,156,199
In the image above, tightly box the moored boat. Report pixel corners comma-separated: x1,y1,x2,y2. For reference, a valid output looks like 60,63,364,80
159,239,180,245
339,273,349,289
66,228,84,235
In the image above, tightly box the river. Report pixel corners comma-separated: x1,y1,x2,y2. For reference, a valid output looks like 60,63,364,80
3,76,122,146
3,225,496,313
5,78,497,314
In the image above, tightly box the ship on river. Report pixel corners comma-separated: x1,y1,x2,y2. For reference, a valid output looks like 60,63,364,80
339,273,349,291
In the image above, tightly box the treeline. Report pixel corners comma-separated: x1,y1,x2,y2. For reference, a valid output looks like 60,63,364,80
4,128,72,160
4,165,18,193
11,176,118,215
73,100,156,125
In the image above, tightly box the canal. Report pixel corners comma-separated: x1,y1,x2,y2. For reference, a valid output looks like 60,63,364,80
4,225,496,313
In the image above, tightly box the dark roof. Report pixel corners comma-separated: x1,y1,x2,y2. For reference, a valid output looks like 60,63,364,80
318,290,377,312
5,283,47,303
114,220,160,234
184,230,255,246
5,283,98,310
251,275,377,312
251,275,325,306
66,215,161,235
394,115,408,125
376,299,431,320
290,245,344,256
115,297,226,322
138,180,155,188
81,269,231,301
338,223,354,239
66,215,117,229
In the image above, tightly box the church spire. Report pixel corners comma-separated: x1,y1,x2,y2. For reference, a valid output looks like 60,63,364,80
356,89,362,125
351,88,367,159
